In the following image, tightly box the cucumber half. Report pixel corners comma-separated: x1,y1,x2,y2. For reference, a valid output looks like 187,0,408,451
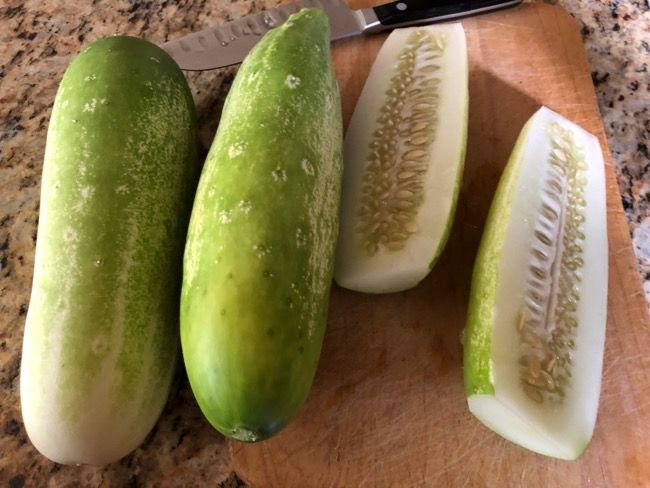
334,23,468,293
463,107,608,460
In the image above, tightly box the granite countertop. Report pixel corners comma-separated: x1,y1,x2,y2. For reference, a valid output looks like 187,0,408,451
0,0,648,486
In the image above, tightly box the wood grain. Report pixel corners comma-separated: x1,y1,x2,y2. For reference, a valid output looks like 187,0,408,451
231,3,650,486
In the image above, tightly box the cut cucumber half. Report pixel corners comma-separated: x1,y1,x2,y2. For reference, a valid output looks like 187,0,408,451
463,106,608,460
334,23,468,293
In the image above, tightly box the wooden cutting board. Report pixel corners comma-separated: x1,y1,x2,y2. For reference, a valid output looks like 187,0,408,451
231,2,650,486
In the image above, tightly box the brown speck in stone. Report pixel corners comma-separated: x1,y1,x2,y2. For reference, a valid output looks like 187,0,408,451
591,71,610,86
8,474,25,488
1,357,20,389
19,175,36,189
612,23,620,32
41,44,57,57
4,418,20,436
1,115,24,143
17,31,36,40
618,94,625,101
622,194,632,211
628,80,640,92
19,304,26,315
9,49,24,65
5,5,25,18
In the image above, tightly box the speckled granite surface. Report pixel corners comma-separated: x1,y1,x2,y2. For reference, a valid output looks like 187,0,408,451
0,0,648,486
554,0,650,301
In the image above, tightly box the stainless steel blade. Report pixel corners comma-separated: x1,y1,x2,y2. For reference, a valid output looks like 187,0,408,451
162,0,372,71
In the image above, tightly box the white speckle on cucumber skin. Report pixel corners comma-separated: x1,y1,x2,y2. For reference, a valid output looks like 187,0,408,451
71,185,96,213
84,74,97,81
83,98,97,113
271,167,288,182
150,56,160,64
238,200,252,214
295,228,307,248
63,226,79,243
301,158,314,176
229,142,246,158
115,184,129,194
285,74,301,89
219,210,232,224
253,244,273,259
79,186,95,200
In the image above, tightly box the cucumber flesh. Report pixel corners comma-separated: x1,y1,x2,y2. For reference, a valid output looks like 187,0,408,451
463,107,608,460
335,23,468,293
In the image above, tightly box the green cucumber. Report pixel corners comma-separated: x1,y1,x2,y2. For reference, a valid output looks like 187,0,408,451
180,9,342,442
20,36,199,465
335,23,468,293
463,107,608,459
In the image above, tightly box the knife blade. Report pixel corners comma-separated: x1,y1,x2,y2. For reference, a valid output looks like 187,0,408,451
163,0,521,71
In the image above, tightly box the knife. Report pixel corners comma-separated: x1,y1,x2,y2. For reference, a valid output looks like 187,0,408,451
163,0,521,71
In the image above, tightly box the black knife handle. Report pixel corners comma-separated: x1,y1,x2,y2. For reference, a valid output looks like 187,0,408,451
373,0,521,28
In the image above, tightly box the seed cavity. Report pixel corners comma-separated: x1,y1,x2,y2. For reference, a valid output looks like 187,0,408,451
517,123,588,405
357,30,446,256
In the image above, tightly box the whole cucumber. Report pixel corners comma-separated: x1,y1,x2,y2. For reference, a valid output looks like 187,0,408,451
20,36,199,465
181,9,343,441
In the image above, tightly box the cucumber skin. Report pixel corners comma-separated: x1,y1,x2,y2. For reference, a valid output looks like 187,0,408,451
20,36,200,465
463,118,532,397
181,9,343,442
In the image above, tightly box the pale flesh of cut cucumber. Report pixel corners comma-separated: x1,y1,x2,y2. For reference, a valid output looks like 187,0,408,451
334,23,468,293
463,107,608,460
